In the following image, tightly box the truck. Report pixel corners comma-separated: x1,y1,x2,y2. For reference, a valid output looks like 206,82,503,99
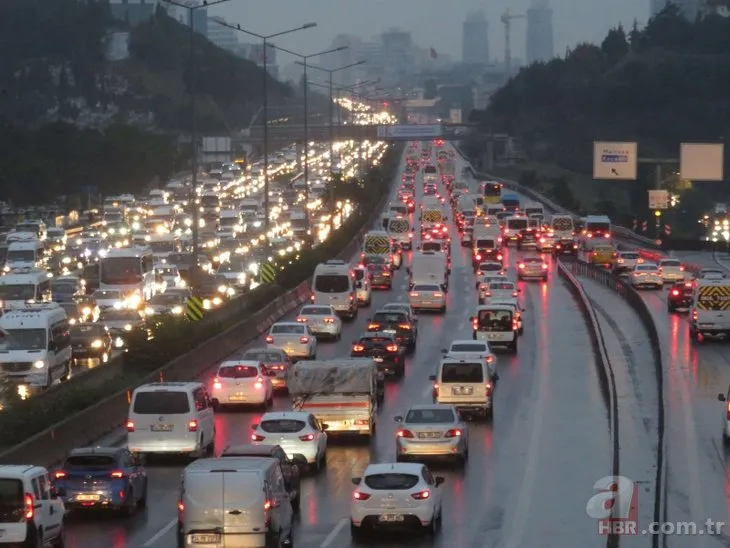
420,204,446,236
407,251,449,289
387,217,413,250
362,230,391,256
690,278,730,342
288,358,382,437
440,159,455,181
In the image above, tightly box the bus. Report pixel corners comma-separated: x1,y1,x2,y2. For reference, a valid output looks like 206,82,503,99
99,247,156,305
481,181,503,205
582,215,612,250
501,193,520,212
0,267,52,309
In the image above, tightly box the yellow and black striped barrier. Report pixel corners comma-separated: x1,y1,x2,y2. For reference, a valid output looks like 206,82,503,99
260,262,277,284
186,296,204,321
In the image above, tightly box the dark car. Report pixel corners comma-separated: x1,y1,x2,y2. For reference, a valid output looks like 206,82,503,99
70,323,113,362
351,332,407,378
241,348,293,392
80,263,100,293
668,280,694,313
53,447,147,514
473,247,503,268
516,229,538,250
366,263,393,289
221,444,302,509
554,238,578,255
366,309,416,350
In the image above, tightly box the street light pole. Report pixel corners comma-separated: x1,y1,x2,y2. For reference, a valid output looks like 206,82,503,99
216,20,317,238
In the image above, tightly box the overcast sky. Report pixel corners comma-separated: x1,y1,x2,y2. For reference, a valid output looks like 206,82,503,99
214,0,649,63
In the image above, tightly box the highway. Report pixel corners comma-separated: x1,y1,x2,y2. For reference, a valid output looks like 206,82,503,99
63,147,611,548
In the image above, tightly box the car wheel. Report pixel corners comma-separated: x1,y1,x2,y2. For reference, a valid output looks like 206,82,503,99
51,523,65,548
350,522,365,540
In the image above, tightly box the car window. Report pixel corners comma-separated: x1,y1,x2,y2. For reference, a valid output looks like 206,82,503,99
364,473,420,490
218,365,258,378
405,408,455,423
271,324,304,335
450,343,488,353
259,419,306,433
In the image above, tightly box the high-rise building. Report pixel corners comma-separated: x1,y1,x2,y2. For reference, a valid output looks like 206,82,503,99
322,34,363,88
651,0,701,18
462,10,489,65
207,17,238,53
380,29,415,87
526,0,554,64
109,0,158,26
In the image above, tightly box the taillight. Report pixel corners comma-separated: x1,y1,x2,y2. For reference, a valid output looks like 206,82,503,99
126,419,135,432
486,381,493,391
188,420,198,432
605,233,611,238
518,264,525,269
213,378,222,390
254,378,264,389
349,295,354,301
309,293,315,301
251,433,266,441
486,355,494,363
299,433,315,441
411,490,431,500
485,292,491,297
471,318,478,329
475,254,482,261
264,499,272,511
368,323,379,329
24,493,34,520
433,292,443,298
512,291,518,297
409,232,414,238
386,344,399,352
397,429,414,438
671,290,679,296
726,402,730,421
265,335,274,343
296,317,307,322
540,238,545,243
177,501,184,514
442,226,447,233
541,264,548,270
680,266,685,271
54,471,67,479
513,320,519,330
444,429,462,438
398,323,411,330
323,317,335,324
299,336,309,343
353,491,371,501
692,309,698,321
110,470,125,479
353,344,365,352
497,254,503,260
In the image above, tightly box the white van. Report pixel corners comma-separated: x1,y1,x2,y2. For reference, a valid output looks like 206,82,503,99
0,267,52,309
503,216,529,245
4,239,45,271
387,201,408,218
429,357,494,419
550,214,575,240
407,251,449,289
126,382,215,458
471,304,518,353
178,457,294,547
0,302,72,387
689,278,730,342
311,260,358,319
387,217,413,250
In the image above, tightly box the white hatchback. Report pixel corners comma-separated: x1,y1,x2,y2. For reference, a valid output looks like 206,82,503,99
658,258,685,282
630,263,663,289
211,360,274,409
266,322,317,359
295,305,342,340
251,411,328,469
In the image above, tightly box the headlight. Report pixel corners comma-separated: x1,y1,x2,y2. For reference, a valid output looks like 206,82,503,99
203,299,212,309
218,285,227,293
127,294,141,307
91,339,103,348
144,307,154,315
68,317,76,325
212,296,222,306
33,360,45,369
171,306,183,314
124,324,132,331
82,307,91,315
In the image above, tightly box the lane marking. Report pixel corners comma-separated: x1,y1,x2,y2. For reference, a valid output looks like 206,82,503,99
320,517,349,548
143,518,177,547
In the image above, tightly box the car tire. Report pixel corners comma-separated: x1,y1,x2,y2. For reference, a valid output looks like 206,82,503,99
508,339,518,353
51,524,65,548
395,363,405,378
350,522,364,540
139,480,148,508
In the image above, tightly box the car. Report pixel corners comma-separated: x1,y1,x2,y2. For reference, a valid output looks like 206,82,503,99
52,446,147,514
441,340,497,380
154,265,185,288
266,322,317,360
352,265,372,306
489,299,525,335
667,280,694,312
536,232,556,252
516,229,538,250
629,263,663,289
250,411,328,471
517,257,548,281
92,288,123,309
393,404,469,464
241,348,293,393
408,283,447,312
381,302,419,332
613,251,642,275
475,261,504,287
588,244,617,267
215,261,249,288
211,360,274,409
70,323,113,363
295,304,342,340
697,267,726,279
366,262,393,288
367,309,417,350
98,307,145,346
482,281,519,303
658,258,686,282
350,463,444,538
143,291,186,316
351,332,407,377
477,275,510,304
554,238,578,255
221,444,304,509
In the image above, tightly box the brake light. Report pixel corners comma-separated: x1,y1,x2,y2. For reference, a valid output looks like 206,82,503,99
486,382,493,392
265,335,273,344
177,500,184,514
383,271,391,277
299,336,309,343
475,254,482,261
323,317,335,324
540,238,545,243
54,471,67,479
386,344,399,352
397,429,414,438
251,433,266,441
24,493,34,520
213,378,222,390
353,344,365,352
126,419,135,432
349,295,354,301
471,318,478,329
433,292,443,298
485,292,492,297
409,232,414,238
726,402,730,420
497,254,503,260
486,355,494,363
518,263,525,269
310,293,315,301
513,320,519,330
299,433,315,441
605,233,611,238
110,470,125,479
587,232,593,238
411,490,431,500
541,264,548,270
512,291,518,297
444,429,462,438
692,309,698,321
368,323,379,329
680,266,685,271
353,491,371,501
296,317,307,322
264,499,272,511
685,282,693,287
398,323,412,330
188,420,198,432
442,226,448,233
254,377,264,389
671,289,679,296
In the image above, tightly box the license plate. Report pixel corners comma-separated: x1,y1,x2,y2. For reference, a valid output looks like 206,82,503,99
418,432,440,439
191,533,220,543
373,357,384,362
151,424,173,432
383,329,396,334
379,514,404,522
76,494,100,501
229,395,246,401
452,386,473,395
699,323,713,328
487,333,506,340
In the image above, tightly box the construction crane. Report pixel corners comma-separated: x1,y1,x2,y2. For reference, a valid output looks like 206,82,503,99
501,8,525,78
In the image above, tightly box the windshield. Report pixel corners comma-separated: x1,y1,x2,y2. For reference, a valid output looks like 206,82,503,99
489,283,515,290
586,222,610,233
450,343,488,353
661,259,681,267
218,365,258,378
372,313,407,324
93,290,121,300
100,257,142,285
637,265,658,271
479,263,501,271
201,196,219,206
441,362,484,382
156,268,177,276
388,220,409,233
71,325,106,337
51,281,76,293
219,217,237,227
483,183,501,195
301,306,332,315
0,479,24,520
477,309,513,330
242,350,285,363
48,229,64,238
271,324,304,335
507,219,528,230
405,408,455,423
65,455,116,468
0,284,36,300
314,274,349,293
422,242,443,252
60,303,79,317
259,419,305,433
149,293,182,305
413,284,440,292
218,263,245,273
475,239,495,248
100,310,140,321
133,391,189,414
621,253,640,260
6,249,36,262
424,166,437,174
149,241,175,253
364,473,419,490
0,328,46,351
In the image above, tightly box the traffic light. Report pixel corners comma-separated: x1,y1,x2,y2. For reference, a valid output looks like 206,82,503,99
654,210,662,217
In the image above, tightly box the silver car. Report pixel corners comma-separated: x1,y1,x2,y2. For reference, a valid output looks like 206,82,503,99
265,322,317,359
394,404,468,464
409,283,446,312
475,261,504,288
241,347,293,392
295,304,342,340
613,251,641,275
630,263,663,289
658,258,685,282
517,257,548,281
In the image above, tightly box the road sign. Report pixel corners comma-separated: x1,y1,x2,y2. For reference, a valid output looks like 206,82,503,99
664,224,671,236
377,125,443,139
680,143,724,181
593,142,638,180
648,189,669,209
260,262,277,284
186,296,204,322
449,109,462,124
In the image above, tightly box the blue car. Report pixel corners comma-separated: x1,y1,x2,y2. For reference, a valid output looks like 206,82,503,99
53,446,147,514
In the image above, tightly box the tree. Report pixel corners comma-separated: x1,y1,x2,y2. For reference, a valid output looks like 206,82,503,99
423,79,438,99
601,25,628,65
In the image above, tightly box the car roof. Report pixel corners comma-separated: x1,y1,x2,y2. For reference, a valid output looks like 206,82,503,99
222,444,279,457
364,462,424,475
406,403,456,412
450,340,488,347
68,446,120,457
258,411,310,421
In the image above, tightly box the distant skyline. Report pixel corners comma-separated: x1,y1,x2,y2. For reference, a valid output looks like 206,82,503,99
212,0,648,65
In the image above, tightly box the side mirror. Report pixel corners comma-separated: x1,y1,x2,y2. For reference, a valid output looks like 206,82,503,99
428,374,436,381
250,423,259,430
393,415,403,422
434,476,445,487
321,423,330,430
351,477,362,485
718,394,726,402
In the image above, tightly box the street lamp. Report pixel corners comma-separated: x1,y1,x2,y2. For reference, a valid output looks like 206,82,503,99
300,61,366,179
161,0,232,289
270,44,346,206
215,21,316,237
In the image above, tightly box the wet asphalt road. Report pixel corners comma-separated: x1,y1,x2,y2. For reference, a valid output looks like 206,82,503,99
62,146,611,548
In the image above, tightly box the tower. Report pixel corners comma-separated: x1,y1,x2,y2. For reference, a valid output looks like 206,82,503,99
462,10,489,65
526,0,554,64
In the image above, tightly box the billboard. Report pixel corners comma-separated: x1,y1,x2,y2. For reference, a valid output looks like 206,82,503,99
449,109,462,123
680,143,724,181
593,142,638,180
648,190,669,210
377,125,442,139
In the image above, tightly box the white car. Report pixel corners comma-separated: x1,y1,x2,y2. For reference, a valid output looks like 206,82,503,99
441,339,497,379
353,266,372,306
211,360,274,409
477,275,509,304
658,258,685,282
630,263,663,289
295,305,342,340
266,322,317,359
92,289,123,309
350,462,444,538
409,283,447,312
394,404,469,463
613,251,641,275
155,265,185,288
482,281,519,303
717,389,730,442
251,411,328,469
536,232,556,252
489,299,524,335
475,261,504,287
